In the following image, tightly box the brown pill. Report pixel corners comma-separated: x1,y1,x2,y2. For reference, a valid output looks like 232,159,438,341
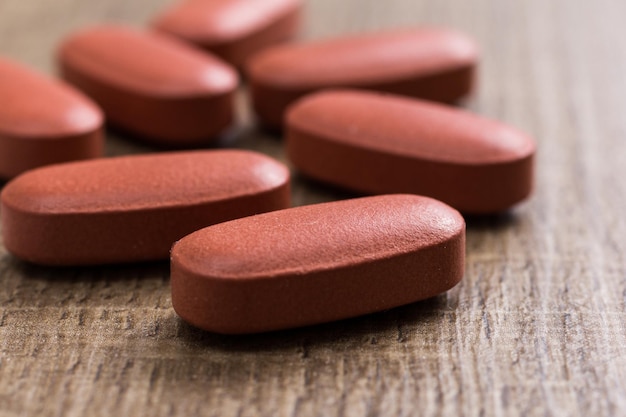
287,90,535,214
152,0,301,68
57,25,238,146
0,57,103,179
1,150,290,266
246,27,478,128
171,194,465,334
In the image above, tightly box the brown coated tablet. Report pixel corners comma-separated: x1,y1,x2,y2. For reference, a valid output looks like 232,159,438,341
0,57,103,179
246,27,478,128
171,194,465,334
286,90,535,214
1,150,290,266
57,25,238,146
152,0,301,68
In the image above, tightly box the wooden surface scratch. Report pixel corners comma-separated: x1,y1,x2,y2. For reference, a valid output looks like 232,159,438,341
1,0,626,416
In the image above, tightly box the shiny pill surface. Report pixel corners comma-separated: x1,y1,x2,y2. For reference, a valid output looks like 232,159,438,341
152,0,302,68
246,27,478,128
0,57,103,179
171,194,465,334
286,90,535,214
1,150,290,266
57,25,238,146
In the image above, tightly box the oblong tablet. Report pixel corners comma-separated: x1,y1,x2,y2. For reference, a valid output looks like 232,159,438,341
0,57,103,179
152,0,301,68
57,25,238,146
246,28,478,128
287,90,535,214
171,194,465,334
1,150,290,266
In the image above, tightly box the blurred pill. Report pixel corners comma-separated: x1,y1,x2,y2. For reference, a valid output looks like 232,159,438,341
246,27,478,128
152,0,301,68
287,90,535,214
1,150,290,265
57,25,238,146
0,57,103,179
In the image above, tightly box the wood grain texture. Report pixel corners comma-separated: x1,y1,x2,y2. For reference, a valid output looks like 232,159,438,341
1,0,626,416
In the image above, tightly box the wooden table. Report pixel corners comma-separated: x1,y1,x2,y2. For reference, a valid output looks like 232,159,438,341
1,0,626,416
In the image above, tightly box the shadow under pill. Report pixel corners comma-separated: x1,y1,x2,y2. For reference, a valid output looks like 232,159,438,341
104,129,156,157
291,172,358,206
104,121,247,155
231,125,286,157
5,253,170,284
464,210,521,232
173,295,447,353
